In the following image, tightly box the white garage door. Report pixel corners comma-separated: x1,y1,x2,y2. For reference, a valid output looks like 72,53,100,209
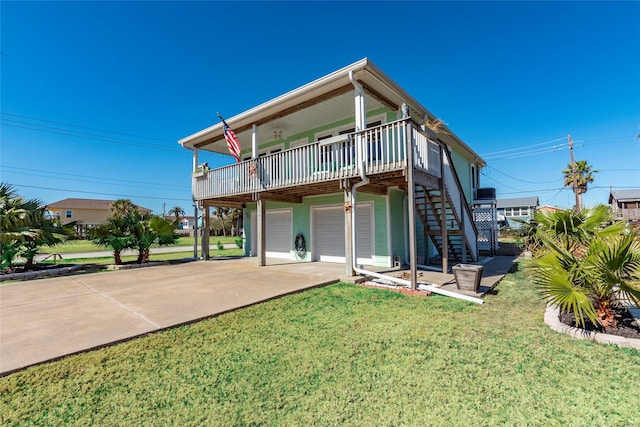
313,204,372,265
251,209,292,259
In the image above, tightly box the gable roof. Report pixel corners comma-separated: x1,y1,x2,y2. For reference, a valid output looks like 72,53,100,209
609,189,640,203
47,198,151,212
496,197,539,209
179,58,485,167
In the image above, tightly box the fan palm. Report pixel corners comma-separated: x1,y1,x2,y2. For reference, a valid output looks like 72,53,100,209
534,230,640,328
90,216,135,265
168,206,185,223
110,199,139,218
562,160,597,212
130,212,178,263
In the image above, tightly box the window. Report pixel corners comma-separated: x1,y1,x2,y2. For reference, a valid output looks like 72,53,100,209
65,210,73,219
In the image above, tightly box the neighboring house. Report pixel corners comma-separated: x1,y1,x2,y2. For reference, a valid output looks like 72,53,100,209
609,189,640,220
47,198,151,237
179,58,486,287
496,197,539,230
166,215,196,236
537,205,563,214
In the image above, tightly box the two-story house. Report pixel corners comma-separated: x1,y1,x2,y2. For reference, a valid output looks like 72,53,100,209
47,198,151,238
179,59,486,289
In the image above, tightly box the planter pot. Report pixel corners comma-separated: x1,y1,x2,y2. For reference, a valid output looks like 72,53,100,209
452,264,484,292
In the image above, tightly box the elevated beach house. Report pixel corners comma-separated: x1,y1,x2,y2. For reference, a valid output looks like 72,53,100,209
179,59,486,289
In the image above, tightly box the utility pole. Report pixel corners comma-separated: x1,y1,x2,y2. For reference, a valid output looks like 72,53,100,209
568,134,581,213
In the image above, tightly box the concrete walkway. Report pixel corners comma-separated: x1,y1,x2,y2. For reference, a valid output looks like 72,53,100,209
0,256,514,375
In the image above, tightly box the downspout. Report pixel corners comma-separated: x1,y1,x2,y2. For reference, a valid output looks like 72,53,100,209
347,73,482,304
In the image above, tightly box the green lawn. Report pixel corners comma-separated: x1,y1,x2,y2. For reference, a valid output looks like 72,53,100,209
1,262,638,425
45,235,240,254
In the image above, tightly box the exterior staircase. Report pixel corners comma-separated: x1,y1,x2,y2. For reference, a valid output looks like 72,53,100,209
413,144,478,266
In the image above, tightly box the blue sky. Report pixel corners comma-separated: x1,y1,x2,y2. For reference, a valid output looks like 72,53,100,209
1,1,638,215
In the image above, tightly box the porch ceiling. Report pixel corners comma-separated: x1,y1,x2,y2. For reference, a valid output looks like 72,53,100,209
190,90,389,153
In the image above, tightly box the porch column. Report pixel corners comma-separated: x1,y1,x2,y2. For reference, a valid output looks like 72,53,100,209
252,124,258,159
192,148,199,172
344,184,354,276
407,124,418,291
201,206,210,260
257,198,266,266
440,143,449,274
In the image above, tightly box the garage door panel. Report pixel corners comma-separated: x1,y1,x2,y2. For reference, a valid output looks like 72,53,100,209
313,205,372,265
251,210,292,259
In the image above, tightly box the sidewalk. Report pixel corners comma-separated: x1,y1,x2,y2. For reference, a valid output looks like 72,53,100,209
34,244,238,261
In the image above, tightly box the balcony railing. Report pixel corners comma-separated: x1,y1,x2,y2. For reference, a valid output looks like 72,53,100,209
192,119,441,200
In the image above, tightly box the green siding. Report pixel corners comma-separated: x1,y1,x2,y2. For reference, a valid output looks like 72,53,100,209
450,149,473,203
244,190,398,267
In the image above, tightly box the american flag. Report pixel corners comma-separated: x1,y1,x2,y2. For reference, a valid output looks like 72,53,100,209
219,115,241,163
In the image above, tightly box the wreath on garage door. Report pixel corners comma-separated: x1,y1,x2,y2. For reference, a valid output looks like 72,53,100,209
294,233,306,258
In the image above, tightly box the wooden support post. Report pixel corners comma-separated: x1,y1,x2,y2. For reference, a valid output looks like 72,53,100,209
461,192,467,264
257,198,266,266
407,125,418,291
202,206,210,260
440,143,449,274
344,184,354,277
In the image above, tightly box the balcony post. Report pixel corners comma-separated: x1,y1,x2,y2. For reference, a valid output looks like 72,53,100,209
257,198,266,266
202,206,210,260
407,123,417,291
344,182,354,277
440,143,449,274
252,124,258,159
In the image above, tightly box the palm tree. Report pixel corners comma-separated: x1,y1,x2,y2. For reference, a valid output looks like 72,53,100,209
0,183,72,271
534,230,640,328
214,207,231,236
531,206,640,329
533,204,625,254
562,160,598,212
110,199,139,218
130,211,178,263
90,215,135,265
168,206,185,224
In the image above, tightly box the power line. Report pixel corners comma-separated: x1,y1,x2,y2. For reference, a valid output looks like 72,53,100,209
0,165,186,190
1,112,174,143
483,166,560,184
8,182,192,203
480,136,566,157
1,119,184,152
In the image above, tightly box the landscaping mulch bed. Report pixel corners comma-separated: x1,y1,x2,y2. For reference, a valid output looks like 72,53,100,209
559,307,640,340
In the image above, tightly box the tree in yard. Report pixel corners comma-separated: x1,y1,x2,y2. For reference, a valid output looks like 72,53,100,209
110,199,139,218
90,216,135,265
214,207,232,236
168,206,185,224
562,160,597,213
531,205,640,329
0,183,73,271
130,211,178,263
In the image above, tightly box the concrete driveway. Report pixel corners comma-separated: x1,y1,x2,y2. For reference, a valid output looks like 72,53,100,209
0,258,349,375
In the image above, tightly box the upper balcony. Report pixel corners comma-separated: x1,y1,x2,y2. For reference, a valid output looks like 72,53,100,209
192,119,441,204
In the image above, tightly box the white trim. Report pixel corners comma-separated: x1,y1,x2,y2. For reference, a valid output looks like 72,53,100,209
289,137,308,149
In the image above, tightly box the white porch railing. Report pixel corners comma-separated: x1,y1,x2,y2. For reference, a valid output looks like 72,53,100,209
192,119,441,200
